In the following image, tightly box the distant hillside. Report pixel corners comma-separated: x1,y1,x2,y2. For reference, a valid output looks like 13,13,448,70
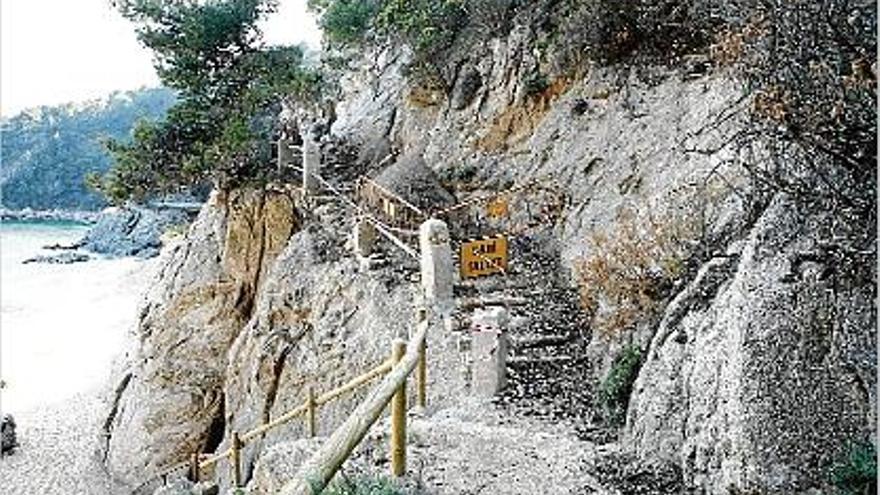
0,87,176,210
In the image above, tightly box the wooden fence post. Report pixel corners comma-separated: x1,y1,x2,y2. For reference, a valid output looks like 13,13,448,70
307,385,317,437
190,453,200,482
390,339,407,477
231,431,242,488
416,339,427,408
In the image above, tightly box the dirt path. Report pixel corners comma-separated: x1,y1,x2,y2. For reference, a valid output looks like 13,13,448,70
352,399,614,495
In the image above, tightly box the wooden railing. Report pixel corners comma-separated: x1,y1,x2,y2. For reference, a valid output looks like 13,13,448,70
281,317,431,495
131,214,451,495
134,329,428,493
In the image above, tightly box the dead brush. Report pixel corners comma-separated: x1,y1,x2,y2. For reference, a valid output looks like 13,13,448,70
576,204,700,337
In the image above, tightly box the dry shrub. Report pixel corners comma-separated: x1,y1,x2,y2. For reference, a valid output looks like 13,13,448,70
406,84,446,108
710,18,767,66
576,203,701,337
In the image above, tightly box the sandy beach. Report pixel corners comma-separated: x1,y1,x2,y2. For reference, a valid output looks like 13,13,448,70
1,222,164,493
0,390,129,494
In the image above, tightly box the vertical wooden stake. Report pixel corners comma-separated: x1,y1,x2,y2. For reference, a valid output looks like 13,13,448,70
307,385,317,438
230,431,242,488
190,453,200,482
417,339,427,408
390,339,407,477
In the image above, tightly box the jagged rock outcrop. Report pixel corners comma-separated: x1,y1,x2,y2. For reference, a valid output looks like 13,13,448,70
308,27,874,492
627,195,876,493
103,188,299,485
1,414,17,455
79,206,191,258
22,252,91,264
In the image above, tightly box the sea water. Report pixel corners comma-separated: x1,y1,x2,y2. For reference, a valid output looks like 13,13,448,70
0,221,156,415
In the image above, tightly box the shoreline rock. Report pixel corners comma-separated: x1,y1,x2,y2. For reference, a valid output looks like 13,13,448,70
22,252,91,265
77,206,192,259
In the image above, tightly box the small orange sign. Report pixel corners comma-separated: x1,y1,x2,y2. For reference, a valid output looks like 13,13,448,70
460,236,509,279
486,197,509,219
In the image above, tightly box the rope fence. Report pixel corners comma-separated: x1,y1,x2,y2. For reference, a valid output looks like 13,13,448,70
134,345,425,493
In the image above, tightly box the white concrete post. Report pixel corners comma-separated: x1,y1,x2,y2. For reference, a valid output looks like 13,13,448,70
302,130,320,194
419,219,454,318
277,135,294,175
418,218,465,404
470,307,510,398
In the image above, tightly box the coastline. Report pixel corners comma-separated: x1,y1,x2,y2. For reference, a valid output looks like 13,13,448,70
0,208,99,224
0,226,165,491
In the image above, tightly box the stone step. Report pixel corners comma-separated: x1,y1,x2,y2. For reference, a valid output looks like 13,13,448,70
510,334,575,352
458,295,530,310
506,355,575,368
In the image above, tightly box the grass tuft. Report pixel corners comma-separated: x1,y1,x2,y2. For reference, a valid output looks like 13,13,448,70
597,344,643,425
830,442,877,495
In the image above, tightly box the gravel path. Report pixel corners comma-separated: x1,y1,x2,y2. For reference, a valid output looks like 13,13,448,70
0,390,129,494
350,399,614,495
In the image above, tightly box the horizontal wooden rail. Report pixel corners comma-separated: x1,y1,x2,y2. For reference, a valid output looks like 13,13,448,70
195,359,394,471
360,177,426,218
281,319,430,495
198,449,231,470
240,404,308,443
316,360,393,406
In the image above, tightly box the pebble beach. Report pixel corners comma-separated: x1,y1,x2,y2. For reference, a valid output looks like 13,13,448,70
1,221,161,493
0,391,128,494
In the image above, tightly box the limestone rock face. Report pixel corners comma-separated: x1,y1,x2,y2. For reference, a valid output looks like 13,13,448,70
247,438,323,494
218,206,444,487
627,196,876,493
318,31,874,493
103,188,299,485
105,13,874,494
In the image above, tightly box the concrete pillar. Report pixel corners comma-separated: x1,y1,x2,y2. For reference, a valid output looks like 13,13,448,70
470,306,509,398
353,216,377,258
419,219,454,318
419,218,465,406
302,130,320,194
277,135,294,174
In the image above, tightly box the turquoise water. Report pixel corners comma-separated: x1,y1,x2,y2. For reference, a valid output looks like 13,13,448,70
1,221,155,414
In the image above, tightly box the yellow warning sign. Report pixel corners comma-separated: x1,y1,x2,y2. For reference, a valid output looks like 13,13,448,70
460,235,509,279
486,197,509,219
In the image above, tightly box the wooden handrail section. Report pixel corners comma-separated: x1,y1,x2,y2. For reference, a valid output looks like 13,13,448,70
135,306,432,493
281,320,429,495
315,360,393,406
156,357,398,481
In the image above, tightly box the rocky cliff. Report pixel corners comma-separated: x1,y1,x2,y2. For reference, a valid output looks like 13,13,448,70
102,11,875,495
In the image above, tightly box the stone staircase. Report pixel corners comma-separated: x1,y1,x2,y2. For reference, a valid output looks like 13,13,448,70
454,233,595,422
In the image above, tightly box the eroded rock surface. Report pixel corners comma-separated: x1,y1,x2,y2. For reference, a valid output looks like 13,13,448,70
627,196,876,493
103,188,299,485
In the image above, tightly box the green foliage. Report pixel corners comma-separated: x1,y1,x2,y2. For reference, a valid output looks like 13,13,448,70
522,70,549,96
309,0,468,82
375,0,467,81
310,0,379,45
0,88,175,210
557,0,721,66
598,345,642,425
831,442,877,495
323,475,410,495
95,0,321,203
